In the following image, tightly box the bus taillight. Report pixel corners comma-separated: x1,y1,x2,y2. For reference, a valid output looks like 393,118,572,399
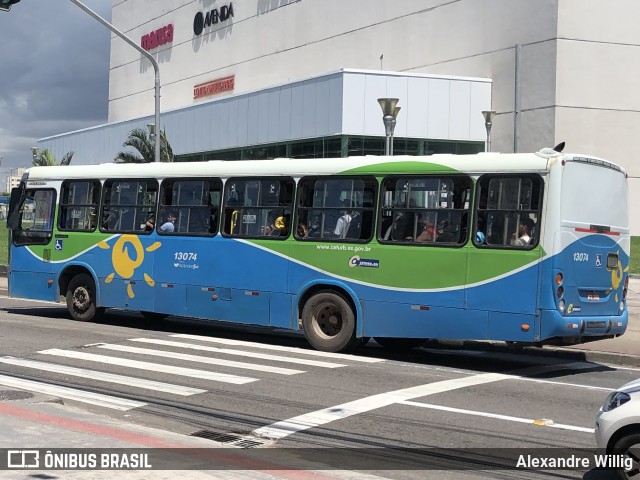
557,286,564,298
555,273,563,286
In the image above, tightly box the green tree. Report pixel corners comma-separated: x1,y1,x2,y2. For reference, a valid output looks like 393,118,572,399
32,149,74,166
114,128,174,163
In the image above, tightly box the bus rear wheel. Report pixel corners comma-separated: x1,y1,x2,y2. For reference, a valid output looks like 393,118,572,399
302,291,358,353
66,273,103,322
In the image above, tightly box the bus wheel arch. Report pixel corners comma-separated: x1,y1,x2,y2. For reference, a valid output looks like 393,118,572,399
299,285,361,353
63,269,104,322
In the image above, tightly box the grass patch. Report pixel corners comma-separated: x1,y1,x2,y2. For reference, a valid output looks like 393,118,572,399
0,223,7,266
631,236,640,276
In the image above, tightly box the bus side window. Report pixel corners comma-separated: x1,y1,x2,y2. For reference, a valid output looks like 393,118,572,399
379,175,471,246
158,178,222,236
221,177,294,239
473,175,543,249
295,176,377,242
59,180,101,232
101,179,158,234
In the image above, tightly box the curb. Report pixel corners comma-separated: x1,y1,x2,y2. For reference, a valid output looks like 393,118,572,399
427,340,640,368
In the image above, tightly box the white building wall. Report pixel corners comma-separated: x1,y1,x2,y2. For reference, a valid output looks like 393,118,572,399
40,70,490,164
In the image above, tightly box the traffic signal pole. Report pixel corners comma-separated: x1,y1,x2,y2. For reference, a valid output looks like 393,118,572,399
69,0,161,163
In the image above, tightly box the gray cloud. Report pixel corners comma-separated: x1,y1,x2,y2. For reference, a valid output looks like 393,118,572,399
0,0,110,184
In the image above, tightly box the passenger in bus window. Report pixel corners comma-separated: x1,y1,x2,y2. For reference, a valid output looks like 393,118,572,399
159,211,177,232
334,200,352,238
297,222,309,238
511,217,534,246
263,211,277,235
415,218,435,242
270,216,287,236
142,214,155,231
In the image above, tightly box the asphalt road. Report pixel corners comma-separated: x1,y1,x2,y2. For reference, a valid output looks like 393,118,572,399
0,295,637,479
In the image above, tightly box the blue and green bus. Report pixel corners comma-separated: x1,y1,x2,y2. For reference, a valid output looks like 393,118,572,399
6,147,630,352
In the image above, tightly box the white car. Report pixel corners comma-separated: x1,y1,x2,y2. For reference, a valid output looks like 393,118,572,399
595,378,640,479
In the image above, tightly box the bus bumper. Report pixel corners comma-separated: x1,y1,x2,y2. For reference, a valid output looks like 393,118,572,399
539,309,628,344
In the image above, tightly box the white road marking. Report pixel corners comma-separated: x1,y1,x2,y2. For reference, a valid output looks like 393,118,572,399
96,344,304,376
252,362,593,440
128,338,346,369
515,377,614,392
0,373,145,411
0,356,206,396
253,372,511,440
39,349,257,385
398,401,595,433
171,334,384,363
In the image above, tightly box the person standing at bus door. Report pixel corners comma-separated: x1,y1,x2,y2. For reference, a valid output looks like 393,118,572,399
511,217,534,246
334,200,352,238
160,211,177,233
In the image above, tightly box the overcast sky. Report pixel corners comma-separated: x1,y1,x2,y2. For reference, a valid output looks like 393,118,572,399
0,0,111,185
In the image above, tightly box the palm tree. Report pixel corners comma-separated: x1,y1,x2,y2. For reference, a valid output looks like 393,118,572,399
32,149,74,167
114,128,174,163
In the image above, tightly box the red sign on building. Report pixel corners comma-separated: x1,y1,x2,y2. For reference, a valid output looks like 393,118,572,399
141,24,174,51
193,75,235,99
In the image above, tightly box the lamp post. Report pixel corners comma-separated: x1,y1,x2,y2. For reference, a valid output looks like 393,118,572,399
31,147,39,163
378,98,401,156
482,110,496,152
70,0,161,163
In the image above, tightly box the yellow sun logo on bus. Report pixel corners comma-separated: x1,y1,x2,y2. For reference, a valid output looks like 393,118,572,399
98,235,161,298
609,250,629,303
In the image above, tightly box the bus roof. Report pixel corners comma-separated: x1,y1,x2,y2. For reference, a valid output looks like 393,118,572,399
22,150,625,181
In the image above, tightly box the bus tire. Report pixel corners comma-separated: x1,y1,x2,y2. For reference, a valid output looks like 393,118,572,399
66,273,102,322
302,290,358,353
374,337,426,350
611,432,640,480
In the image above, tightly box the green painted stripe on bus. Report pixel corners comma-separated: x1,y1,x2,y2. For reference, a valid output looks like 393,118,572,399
340,161,459,175
250,240,546,289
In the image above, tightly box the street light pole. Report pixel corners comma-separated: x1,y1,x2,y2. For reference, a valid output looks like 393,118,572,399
482,110,496,152
69,0,161,163
377,98,401,156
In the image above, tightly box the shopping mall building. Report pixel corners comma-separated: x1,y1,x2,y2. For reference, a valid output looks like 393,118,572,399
39,0,640,232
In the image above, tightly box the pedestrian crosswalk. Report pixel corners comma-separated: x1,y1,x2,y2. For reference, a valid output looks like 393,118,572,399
0,335,385,411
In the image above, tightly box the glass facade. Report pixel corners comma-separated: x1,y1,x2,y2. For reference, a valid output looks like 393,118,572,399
175,136,484,162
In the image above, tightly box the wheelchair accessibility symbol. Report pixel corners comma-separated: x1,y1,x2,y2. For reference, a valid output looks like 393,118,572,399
595,254,602,268
55,239,63,251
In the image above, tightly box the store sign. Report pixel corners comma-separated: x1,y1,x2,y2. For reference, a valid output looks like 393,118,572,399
193,75,235,99
141,24,174,51
193,3,234,36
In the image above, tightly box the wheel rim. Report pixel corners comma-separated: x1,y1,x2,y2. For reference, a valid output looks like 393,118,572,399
72,286,91,312
623,446,640,478
312,302,344,338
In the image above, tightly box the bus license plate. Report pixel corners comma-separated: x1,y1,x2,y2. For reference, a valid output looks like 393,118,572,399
587,291,600,301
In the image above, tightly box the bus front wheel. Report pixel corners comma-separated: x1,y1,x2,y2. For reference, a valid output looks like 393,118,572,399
302,291,358,353
66,273,103,322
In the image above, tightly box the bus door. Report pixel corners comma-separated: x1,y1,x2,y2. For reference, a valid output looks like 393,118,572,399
467,174,544,342
7,185,58,301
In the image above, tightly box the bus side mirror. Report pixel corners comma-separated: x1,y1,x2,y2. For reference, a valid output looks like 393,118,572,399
7,185,25,230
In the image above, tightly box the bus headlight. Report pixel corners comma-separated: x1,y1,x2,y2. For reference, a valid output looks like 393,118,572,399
619,301,625,314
